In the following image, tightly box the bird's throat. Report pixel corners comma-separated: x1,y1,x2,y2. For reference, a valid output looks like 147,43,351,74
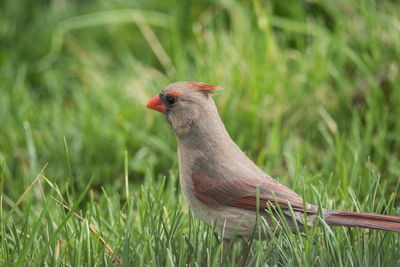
177,113,236,159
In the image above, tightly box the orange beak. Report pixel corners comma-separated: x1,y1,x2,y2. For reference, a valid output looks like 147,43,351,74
146,95,166,114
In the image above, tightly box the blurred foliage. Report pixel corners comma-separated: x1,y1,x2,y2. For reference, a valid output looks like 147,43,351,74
0,0,400,202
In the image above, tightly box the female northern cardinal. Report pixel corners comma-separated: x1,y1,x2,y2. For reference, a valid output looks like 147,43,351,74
146,82,400,238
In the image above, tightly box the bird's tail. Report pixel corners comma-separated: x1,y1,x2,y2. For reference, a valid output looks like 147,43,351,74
324,210,400,232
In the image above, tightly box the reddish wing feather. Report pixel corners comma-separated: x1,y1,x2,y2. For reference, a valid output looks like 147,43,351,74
192,172,400,232
191,171,318,213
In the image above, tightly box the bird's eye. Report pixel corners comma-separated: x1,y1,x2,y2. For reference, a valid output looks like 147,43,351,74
166,95,176,105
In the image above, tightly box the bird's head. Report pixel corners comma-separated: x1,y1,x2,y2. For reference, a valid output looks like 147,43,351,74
146,82,220,137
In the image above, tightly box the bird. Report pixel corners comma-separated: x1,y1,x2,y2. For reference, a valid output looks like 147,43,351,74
146,81,400,239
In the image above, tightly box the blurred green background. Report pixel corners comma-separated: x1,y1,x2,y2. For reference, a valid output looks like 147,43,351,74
1,0,399,198
1,0,400,264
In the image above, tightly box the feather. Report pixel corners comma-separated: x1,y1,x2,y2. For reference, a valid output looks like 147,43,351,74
187,82,220,94
325,211,400,232
191,170,318,213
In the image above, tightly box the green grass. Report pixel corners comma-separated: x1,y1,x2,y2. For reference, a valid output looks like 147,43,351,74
1,0,400,265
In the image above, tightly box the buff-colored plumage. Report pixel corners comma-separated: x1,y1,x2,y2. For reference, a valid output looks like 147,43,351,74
146,82,400,237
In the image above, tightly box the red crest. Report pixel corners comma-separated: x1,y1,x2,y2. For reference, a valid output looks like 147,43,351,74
187,82,220,94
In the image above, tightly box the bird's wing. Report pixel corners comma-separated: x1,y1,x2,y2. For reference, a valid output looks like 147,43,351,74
191,170,318,213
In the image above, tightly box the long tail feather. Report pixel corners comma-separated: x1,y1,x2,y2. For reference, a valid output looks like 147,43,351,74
324,211,400,232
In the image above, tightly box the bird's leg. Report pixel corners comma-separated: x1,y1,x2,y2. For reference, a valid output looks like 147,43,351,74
222,238,250,267
239,237,251,266
222,238,231,259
